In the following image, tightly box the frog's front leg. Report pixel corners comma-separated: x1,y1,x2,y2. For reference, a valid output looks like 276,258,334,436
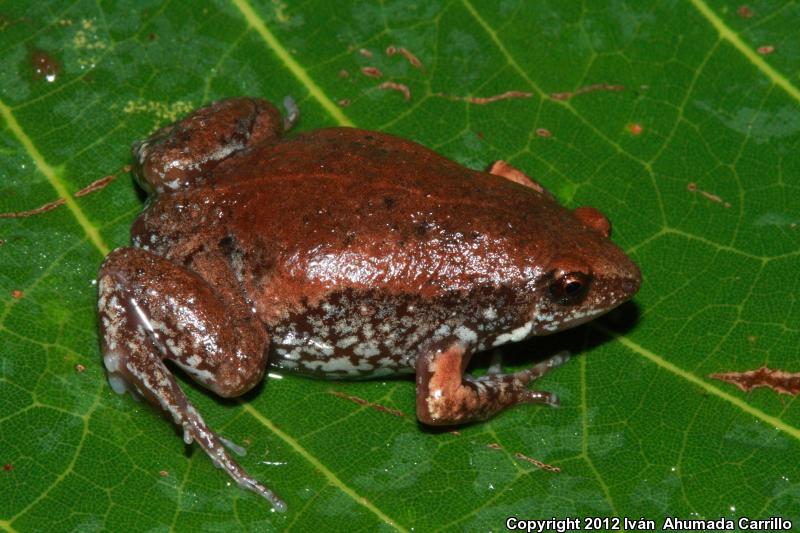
415,343,566,425
97,247,285,512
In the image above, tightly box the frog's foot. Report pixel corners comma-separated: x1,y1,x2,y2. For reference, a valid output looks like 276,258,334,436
282,96,300,131
481,350,571,380
487,160,555,200
416,344,565,425
132,97,284,194
98,247,285,512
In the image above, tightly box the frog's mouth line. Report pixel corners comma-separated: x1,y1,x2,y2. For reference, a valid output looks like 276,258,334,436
532,294,628,335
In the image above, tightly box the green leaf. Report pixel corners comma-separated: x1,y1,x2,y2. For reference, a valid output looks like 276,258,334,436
2,0,799,531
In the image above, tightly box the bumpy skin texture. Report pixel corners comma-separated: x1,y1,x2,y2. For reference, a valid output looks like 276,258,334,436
97,97,641,511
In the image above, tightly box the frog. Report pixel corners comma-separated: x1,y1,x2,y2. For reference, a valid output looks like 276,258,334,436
97,97,641,512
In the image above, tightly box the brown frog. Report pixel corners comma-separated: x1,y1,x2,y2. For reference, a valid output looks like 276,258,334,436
97,97,641,512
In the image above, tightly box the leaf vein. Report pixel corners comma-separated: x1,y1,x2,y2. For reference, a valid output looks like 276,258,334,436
230,0,355,127
688,0,800,103
597,325,800,442
239,403,406,531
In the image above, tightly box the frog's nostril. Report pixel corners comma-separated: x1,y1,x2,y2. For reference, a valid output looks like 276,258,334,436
622,276,640,296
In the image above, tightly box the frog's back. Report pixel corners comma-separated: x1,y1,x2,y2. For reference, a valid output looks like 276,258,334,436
213,128,574,293
182,128,570,377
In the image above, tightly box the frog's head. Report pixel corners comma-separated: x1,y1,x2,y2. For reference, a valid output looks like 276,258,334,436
527,206,641,335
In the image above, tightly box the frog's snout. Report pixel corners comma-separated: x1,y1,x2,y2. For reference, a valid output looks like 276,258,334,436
618,260,642,301
622,275,641,298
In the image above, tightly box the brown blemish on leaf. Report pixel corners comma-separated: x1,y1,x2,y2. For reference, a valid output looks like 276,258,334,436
0,199,65,218
757,45,775,55
628,123,644,135
536,128,552,138
486,443,560,472
30,49,61,83
436,91,533,105
337,99,351,107
514,452,561,473
449,430,461,436
11,289,23,299
338,69,349,78
159,470,169,477
687,182,731,208
75,173,116,197
358,48,373,58
360,66,382,78
386,45,423,69
378,81,411,101
75,364,86,373
709,366,800,396
737,5,754,18
700,191,729,207
1,165,128,219
3,464,12,472
550,83,625,101
329,390,405,417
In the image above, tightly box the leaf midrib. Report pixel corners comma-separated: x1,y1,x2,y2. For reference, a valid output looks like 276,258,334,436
689,0,800,103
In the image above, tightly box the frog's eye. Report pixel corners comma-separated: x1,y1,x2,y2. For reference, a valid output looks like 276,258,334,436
549,271,591,305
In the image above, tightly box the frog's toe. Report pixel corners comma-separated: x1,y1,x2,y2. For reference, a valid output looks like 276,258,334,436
519,350,571,383
282,95,300,131
476,350,570,384
219,435,247,457
486,349,503,375
106,371,129,395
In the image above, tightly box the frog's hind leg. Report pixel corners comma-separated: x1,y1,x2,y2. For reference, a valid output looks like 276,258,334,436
416,343,567,425
97,247,285,512
132,97,284,194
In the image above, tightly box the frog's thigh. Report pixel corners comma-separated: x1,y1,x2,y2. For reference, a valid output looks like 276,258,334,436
415,343,560,425
98,247,268,399
97,247,285,511
99,248,267,397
